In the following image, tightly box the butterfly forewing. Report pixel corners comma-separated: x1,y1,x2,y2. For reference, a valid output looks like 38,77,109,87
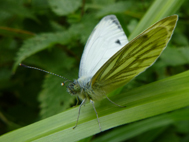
91,15,178,93
79,15,129,78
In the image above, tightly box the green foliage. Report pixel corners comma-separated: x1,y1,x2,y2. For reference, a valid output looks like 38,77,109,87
0,0,37,23
13,32,72,71
96,1,132,17
48,0,82,16
161,48,189,66
0,0,189,141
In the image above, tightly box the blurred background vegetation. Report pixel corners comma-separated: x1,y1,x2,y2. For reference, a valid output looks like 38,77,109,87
0,0,189,141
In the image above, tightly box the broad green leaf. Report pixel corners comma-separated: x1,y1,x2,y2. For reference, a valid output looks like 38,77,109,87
48,0,82,16
1,70,189,142
13,32,71,72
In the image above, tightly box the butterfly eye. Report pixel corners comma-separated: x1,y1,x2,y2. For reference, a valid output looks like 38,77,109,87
67,82,81,95
74,83,81,92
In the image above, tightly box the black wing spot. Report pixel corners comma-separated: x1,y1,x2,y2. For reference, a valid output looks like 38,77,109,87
115,39,121,45
112,19,119,26
111,18,122,29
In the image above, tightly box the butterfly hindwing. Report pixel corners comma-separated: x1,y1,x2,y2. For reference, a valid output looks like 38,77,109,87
91,15,178,93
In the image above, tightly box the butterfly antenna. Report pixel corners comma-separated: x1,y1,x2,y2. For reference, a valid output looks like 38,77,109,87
19,63,71,82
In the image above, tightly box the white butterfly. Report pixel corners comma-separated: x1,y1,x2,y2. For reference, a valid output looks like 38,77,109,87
67,15,129,130
20,14,178,131
66,15,178,131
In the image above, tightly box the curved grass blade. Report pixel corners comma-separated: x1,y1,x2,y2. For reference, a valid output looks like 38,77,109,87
0,70,189,142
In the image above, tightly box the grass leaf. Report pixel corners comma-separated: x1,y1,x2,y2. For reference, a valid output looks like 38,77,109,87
1,70,189,141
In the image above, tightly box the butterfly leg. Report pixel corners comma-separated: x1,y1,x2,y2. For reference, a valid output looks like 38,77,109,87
103,94,125,108
73,98,86,129
90,100,102,131
73,96,79,107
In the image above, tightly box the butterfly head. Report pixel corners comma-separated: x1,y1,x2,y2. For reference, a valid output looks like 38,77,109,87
67,80,81,95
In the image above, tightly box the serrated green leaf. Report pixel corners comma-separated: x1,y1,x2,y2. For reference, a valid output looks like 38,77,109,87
38,67,77,119
48,0,82,16
19,48,76,118
39,72,75,119
13,32,71,72
23,47,76,72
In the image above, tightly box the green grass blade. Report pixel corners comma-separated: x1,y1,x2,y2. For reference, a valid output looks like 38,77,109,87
128,0,185,40
92,108,189,142
1,70,189,142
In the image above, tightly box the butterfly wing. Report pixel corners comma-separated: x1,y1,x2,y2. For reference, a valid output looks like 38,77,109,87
79,15,129,78
91,15,178,93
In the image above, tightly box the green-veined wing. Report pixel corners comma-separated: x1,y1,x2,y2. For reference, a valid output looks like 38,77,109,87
91,15,178,93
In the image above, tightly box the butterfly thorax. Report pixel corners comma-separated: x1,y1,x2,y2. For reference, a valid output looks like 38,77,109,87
67,76,95,100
